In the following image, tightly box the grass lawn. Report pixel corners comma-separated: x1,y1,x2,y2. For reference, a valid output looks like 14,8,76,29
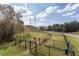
66,35,79,55
0,32,68,56
0,32,48,56
0,41,31,56
31,32,67,56
28,32,49,39
45,33,67,49
32,45,65,56
1,45,29,56
0,42,15,55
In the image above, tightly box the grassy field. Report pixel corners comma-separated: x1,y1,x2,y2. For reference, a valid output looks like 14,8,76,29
0,41,33,56
0,32,49,56
66,35,79,55
35,45,66,56
1,45,29,56
45,33,67,49
1,31,78,56
31,32,67,56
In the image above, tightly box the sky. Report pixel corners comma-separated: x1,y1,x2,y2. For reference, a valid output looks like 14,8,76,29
7,3,79,26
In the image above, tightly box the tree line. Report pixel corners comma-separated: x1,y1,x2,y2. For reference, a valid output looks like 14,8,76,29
0,4,24,43
39,20,79,32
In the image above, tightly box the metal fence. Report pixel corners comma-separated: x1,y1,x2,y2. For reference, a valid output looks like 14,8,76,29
29,39,66,56
13,34,77,56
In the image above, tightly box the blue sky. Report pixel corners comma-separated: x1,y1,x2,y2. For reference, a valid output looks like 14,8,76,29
10,3,79,26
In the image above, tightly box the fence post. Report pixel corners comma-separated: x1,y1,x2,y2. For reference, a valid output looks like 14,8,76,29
25,40,26,50
72,51,75,56
14,35,18,45
35,42,37,55
29,41,31,51
49,47,50,56
19,39,22,44
15,38,17,45
53,40,55,48
70,50,75,56
39,37,41,45
35,39,37,55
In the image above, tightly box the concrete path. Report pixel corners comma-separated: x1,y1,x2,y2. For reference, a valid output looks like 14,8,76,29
64,33,79,40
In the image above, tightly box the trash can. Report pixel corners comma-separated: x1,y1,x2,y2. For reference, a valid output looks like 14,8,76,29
64,48,69,55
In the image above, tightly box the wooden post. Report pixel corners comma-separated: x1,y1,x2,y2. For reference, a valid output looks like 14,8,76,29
25,40,26,50
72,51,75,56
39,38,40,44
15,38,17,45
35,39,37,55
53,40,55,48
14,35,17,45
29,41,31,51
20,39,22,44
49,47,50,56
70,51,75,56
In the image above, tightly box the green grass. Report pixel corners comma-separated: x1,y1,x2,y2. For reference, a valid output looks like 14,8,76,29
0,32,48,56
1,45,28,56
29,32,49,38
31,32,67,56
0,40,29,56
0,41,31,56
66,35,79,55
0,32,68,56
14,32,49,42
32,45,65,56
0,42,15,55
49,33,67,49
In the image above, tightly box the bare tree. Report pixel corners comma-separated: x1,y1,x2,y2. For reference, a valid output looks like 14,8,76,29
0,4,24,43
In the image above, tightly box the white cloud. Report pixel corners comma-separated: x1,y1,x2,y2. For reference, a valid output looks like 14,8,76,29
57,4,73,13
13,5,25,13
21,17,29,25
22,15,34,20
36,12,47,18
39,18,46,21
63,11,76,16
21,15,34,25
69,4,79,11
57,4,72,13
57,3,79,13
62,4,72,12
36,6,58,19
13,5,32,15
13,4,34,25
28,16,34,19
25,10,32,16
45,6,58,14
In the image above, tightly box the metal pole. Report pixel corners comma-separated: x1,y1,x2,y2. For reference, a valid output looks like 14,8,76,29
29,19,31,25
27,18,31,54
35,16,36,27
35,16,37,55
